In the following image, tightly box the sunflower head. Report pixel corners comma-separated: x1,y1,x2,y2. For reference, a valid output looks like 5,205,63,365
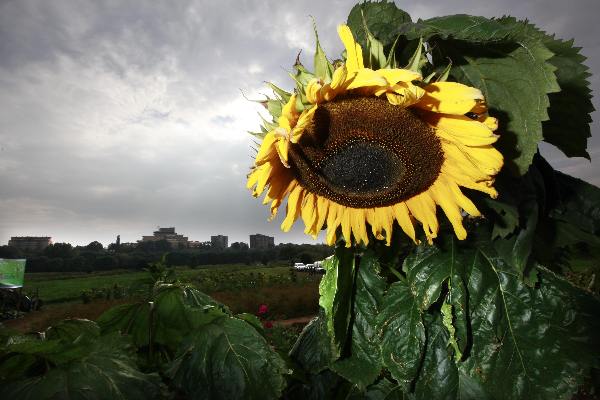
247,24,503,247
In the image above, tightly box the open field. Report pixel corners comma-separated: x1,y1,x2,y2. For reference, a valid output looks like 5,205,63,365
5,264,321,333
22,263,297,303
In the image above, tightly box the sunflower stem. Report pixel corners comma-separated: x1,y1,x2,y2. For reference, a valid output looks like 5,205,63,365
388,265,403,281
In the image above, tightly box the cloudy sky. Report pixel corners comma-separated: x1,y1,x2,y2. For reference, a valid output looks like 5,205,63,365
1,0,599,247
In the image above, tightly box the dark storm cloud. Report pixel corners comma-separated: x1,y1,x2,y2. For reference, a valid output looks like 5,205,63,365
0,0,598,246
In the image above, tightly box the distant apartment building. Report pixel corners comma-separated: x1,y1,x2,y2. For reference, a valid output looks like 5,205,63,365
140,227,189,248
188,240,210,249
211,235,228,249
8,236,52,252
249,234,275,249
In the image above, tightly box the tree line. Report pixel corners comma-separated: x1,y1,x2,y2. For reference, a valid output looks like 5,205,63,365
0,240,333,273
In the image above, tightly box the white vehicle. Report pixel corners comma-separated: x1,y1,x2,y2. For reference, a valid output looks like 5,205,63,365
293,262,306,270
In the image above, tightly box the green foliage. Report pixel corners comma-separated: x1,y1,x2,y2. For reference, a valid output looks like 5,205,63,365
0,321,161,400
289,313,336,373
435,35,559,174
347,0,411,49
97,283,227,350
294,238,600,399
318,247,355,357
506,19,594,159
331,251,386,389
166,316,288,400
377,280,424,389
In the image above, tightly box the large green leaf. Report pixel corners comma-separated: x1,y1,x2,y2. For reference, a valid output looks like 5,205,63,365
167,316,288,400
96,302,151,347
405,15,518,42
347,377,406,400
45,319,100,342
458,247,600,399
97,284,225,349
319,247,356,358
414,315,489,400
284,369,349,400
0,333,162,400
542,37,593,158
432,23,559,174
402,240,468,355
289,313,336,373
346,0,411,48
487,17,594,159
549,171,600,236
376,280,424,389
400,243,600,399
332,251,386,389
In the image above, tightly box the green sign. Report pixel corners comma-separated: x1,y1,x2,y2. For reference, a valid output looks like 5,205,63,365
0,259,26,288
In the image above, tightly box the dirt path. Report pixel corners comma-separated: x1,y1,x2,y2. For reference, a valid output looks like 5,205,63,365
2,299,316,334
274,315,315,327
2,299,131,333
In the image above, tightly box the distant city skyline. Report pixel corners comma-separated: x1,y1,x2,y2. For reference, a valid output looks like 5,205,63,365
1,0,598,248
4,227,288,248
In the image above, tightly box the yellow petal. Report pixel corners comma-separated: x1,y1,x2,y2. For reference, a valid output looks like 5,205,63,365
406,192,439,243
424,113,498,146
281,185,304,232
330,66,349,90
442,141,503,176
291,105,317,143
346,68,387,90
350,208,368,246
392,203,417,243
312,196,329,237
275,138,290,167
366,209,384,240
326,202,341,245
429,180,467,240
416,82,484,115
254,162,273,195
377,68,421,85
306,79,323,104
277,94,298,130
302,193,318,235
340,207,353,247
255,132,277,165
482,116,498,130
337,25,363,73
246,167,261,190
442,166,499,198
443,176,481,217
377,207,394,246
269,179,296,220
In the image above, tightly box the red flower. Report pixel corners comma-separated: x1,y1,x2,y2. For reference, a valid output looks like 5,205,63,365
263,320,273,329
258,304,268,315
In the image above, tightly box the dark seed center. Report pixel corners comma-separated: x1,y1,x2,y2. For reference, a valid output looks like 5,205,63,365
321,141,405,193
288,96,444,208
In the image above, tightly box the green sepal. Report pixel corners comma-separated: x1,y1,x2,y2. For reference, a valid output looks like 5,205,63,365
360,10,387,70
382,34,401,68
312,19,334,81
265,81,292,103
405,37,426,73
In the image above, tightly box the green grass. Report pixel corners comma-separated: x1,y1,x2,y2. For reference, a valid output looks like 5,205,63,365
23,264,293,303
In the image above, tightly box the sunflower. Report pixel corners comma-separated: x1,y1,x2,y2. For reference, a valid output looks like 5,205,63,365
247,25,503,246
